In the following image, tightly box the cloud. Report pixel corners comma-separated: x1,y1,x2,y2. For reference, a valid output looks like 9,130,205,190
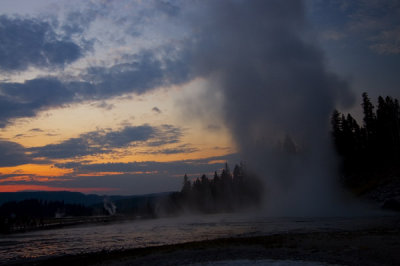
0,15,83,72
0,45,192,127
61,9,98,36
347,0,400,54
0,140,32,167
96,125,157,147
152,106,162,113
81,47,192,96
206,124,221,131
29,137,103,159
140,144,198,155
370,26,400,54
55,153,239,176
321,30,347,41
146,124,182,146
29,124,183,159
0,174,66,183
314,0,400,54
95,101,115,110
29,128,44,132
0,124,185,166
13,128,48,139
154,0,181,17
0,78,74,127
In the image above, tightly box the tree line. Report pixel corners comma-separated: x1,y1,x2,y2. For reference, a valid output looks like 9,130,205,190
331,92,400,188
169,163,263,213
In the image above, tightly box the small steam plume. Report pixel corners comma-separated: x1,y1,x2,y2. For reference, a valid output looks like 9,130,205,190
182,0,354,215
103,197,117,216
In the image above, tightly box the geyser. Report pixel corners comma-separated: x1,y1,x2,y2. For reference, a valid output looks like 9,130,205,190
183,0,354,215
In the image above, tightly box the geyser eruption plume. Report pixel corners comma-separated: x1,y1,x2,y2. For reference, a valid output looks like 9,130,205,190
185,0,354,215
103,197,116,216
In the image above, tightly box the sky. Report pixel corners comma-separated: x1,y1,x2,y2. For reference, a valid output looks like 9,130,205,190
0,0,399,195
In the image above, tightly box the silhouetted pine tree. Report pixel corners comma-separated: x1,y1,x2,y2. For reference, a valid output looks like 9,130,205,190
176,162,263,213
181,174,191,195
376,96,400,161
331,92,400,188
362,92,377,143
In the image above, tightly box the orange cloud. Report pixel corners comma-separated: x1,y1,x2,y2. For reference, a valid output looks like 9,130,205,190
0,175,67,183
75,171,159,177
76,171,124,177
0,164,72,177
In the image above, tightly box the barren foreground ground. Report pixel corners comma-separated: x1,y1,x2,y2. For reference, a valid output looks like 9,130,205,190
12,222,400,266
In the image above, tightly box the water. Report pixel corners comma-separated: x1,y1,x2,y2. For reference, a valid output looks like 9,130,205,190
0,214,398,264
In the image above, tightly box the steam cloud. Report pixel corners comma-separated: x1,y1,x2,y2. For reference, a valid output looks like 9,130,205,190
103,197,116,216
183,0,354,215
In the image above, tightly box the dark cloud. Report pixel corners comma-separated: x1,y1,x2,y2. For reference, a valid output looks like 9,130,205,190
347,0,400,54
29,124,182,159
154,0,181,17
81,48,192,97
147,124,182,146
13,128,46,139
95,101,114,110
0,78,73,105
0,140,31,167
29,128,44,132
0,78,74,127
30,137,103,159
140,144,198,155
308,0,400,101
61,9,97,36
312,0,400,54
152,107,162,113
46,133,60,137
0,46,192,127
94,125,156,148
0,15,83,72
81,55,163,97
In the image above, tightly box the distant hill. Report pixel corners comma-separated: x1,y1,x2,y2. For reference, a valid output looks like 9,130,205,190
0,191,105,206
0,191,174,207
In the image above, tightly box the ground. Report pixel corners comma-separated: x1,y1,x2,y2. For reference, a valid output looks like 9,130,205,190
11,221,400,266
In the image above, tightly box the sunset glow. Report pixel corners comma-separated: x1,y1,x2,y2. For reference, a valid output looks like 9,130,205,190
0,0,399,195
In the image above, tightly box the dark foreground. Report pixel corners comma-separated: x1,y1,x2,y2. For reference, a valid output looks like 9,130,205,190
9,225,400,266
